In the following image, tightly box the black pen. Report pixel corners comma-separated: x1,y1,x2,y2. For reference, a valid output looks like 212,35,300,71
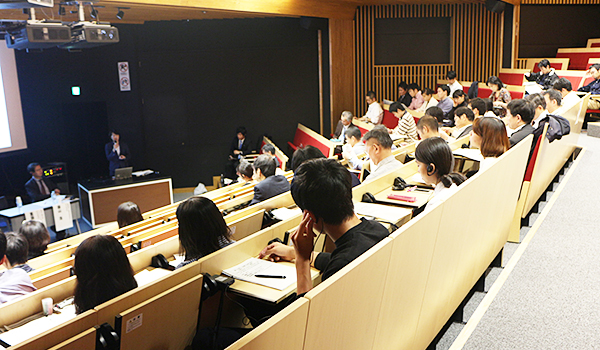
255,274,286,279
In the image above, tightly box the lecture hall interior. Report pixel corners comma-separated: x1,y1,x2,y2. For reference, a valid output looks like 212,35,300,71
0,0,600,349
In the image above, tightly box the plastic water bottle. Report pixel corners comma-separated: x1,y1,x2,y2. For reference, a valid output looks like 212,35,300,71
15,196,22,212
51,190,56,203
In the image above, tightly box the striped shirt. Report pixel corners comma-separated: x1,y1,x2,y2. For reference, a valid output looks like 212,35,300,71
391,113,419,142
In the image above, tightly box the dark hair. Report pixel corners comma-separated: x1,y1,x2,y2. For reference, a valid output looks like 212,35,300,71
407,83,420,91
425,106,444,123
447,70,457,80
176,197,232,261
507,99,534,124
363,126,393,149
469,97,487,114
452,89,469,103
0,232,5,258
27,162,39,174
590,63,600,71
18,220,50,257
483,98,494,113
454,106,475,122
236,161,254,179
261,144,276,155
236,126,247,136
397,81,408,90
438,85,450,96
4,231,29,266
291,159,354,225
109,129,120,138
473,117,509,158
415,137,465,188
486,76,504,88
366,90,376,99
525,93,547,110
553,77,572,92
73,235,137,314
117,202,144,228
292,145,326,172
389,102,406,113
422,88,435,96
543,89,562,106
417,116,439,132
345,126,362,141
538,59,551,68
253,154,276,178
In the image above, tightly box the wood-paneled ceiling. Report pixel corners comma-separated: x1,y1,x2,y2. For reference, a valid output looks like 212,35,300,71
0,0,517,24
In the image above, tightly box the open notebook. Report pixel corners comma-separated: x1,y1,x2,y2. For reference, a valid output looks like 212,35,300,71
222,258,297,290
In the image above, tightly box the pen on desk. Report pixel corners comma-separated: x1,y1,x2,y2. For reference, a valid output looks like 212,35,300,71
414,188,430,192
255,274,286,279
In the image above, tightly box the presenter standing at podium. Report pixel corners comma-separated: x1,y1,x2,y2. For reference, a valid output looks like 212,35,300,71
105,130,130,176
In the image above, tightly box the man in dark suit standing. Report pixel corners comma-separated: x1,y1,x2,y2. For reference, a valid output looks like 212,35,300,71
250,155,290,205
24,163,60,203
105,130,131,176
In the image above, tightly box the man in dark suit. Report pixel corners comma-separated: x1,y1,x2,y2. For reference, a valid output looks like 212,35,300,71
24,163,60,203
506,99,535,148
250,154,290,205
105,130,131,176
226,126,251,179
333,111,354,141
442,107,473,139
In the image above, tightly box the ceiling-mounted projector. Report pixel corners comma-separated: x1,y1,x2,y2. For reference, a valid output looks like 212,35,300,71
5,21,71,49
59,22,119,49
0,0,53,9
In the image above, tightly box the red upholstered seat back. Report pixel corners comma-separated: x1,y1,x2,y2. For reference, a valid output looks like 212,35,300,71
558,73,585,90
478,87,492,98
293,128,331,157
592,42,600,48
382,110,399,129
532,62,566,73
498,72,524,86
556,51,600,70
356,124,370,136
524,134,543,182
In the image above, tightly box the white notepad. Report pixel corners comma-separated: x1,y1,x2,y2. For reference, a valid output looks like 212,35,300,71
453,148,484,162
222,258,296,290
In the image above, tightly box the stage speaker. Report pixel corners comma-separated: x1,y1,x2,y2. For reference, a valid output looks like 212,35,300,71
486,0,505,13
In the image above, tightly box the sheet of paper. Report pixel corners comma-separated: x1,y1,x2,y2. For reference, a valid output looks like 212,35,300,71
24,208,46,226
271,207,302,221
453,148,484,162
222,258,296,290
134,268,173,287
168,254,186,269
52,202,73,231
354,202,412,223
132,169,154,177
409,173,428,185
0,304,77,347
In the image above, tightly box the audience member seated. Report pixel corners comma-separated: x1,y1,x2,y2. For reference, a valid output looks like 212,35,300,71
226,126,251,179
416,116,442,140
333,111,354,141
487,76,512,116
117,201,144,229
24,162,60,203
397,81,412,107
506,100,535,148
18,220,50,260
415,138,466,211
470,117,510,170
359,91,384,124
176,197,234,269
543,89,562,115
388,102,418,142
3,232,34,273
259,158,389,295
577,63,600,110
292,145,326,172
105,130,131,177
261,144,284,175
425,106,444,126
447,70,463,96
407,83,424,110
525,93,548,130
0,232,36,304
363,126,403,182
250,155,290,204
524,59,559,91
236,161,254,184
73,235,138,314
449,90,469,122
553,78,580,115
468,97,487,118
436,85,453,120
417,88,438,113
483,98,497,118
443,107,474,139
342,126,367,170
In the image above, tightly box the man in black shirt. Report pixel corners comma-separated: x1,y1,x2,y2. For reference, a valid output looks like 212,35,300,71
259,158,389,294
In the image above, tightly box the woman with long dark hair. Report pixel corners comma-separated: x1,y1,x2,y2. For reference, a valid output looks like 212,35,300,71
175,197,234,269
471,116,510,170
73,235,137,314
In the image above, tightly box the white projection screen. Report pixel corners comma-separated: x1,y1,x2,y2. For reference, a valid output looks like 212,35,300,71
0,44,26,154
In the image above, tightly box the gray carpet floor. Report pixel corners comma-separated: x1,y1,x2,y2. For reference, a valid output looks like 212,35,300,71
456,132,600,349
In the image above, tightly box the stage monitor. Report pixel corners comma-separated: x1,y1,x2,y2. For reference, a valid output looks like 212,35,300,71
0,45,27,154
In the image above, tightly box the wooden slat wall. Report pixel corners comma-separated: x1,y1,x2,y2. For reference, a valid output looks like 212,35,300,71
516,59,528,69
355,3,502,114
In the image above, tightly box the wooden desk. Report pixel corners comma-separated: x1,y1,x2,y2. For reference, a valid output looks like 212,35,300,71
78,175,173,228
0,196,81,233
